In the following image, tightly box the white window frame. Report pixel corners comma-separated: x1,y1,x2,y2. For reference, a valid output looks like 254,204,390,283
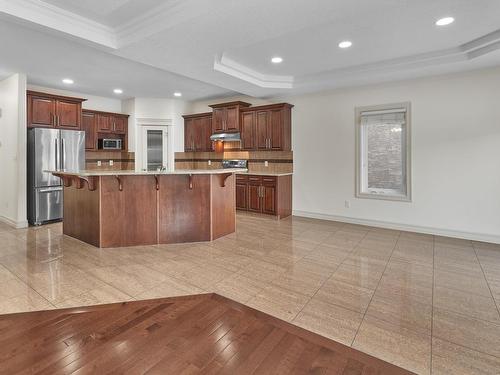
355,102,412,202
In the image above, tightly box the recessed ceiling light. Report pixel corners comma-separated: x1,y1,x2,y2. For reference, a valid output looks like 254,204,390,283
338,41,352,49
174,92,182,97
62,78,74,84
436,17,454,26
271,57,283,64
113,89,123,94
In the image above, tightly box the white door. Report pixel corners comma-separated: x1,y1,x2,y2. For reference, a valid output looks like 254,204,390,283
141,126,169,171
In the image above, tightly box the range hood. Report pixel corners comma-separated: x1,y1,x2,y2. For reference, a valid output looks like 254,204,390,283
210,132,241,142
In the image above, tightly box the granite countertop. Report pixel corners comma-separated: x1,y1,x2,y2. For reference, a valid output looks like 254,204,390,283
46,169,248,177
235,171,293,176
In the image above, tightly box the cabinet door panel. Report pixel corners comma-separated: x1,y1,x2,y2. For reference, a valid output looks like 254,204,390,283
212,108,224,133
262,185,276,215
240,111,255,150
193,118,204,151
256,110,269,150
82,112,96,150
269,109,283,150
30,96,56,127
97,114,112,132
56,100,80,129
203,117,213,151
236,184,248,210
113,116,127,134
247,184,262,212
184,118,195,151
225,106,239,131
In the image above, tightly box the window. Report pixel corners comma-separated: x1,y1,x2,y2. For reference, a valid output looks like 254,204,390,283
356,102,411,201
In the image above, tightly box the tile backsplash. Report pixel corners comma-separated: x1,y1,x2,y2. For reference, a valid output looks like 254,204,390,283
85,151,135,170
175,150,293,174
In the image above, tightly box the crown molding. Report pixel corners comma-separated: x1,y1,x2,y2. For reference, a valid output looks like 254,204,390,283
0,0,116,48
214,53,294,89
298,29,500,85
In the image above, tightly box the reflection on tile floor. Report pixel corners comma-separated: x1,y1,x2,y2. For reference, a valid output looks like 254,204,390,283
1,213,500,374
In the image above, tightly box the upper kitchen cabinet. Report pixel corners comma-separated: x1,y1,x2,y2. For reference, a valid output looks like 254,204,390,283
84,109,129,151
27,91,85,129
183,112,213,152
81,111,97,150
241,103,293,151
209,101,251,133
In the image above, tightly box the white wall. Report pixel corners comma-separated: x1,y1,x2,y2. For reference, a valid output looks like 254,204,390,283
123,98,188,170
188,67,500,242
27,85,122,113
0,74,27,228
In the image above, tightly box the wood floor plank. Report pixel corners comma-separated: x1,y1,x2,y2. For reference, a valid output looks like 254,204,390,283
0,293,414,375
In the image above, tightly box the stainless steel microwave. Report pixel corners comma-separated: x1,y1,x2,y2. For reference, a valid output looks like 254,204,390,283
98,139,122,150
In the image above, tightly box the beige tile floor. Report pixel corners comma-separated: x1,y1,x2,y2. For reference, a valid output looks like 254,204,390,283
1,213,500,374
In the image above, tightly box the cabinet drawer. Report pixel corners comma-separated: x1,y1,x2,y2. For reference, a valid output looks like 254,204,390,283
262,176,277,186
236,175,248,183
248,175,262,183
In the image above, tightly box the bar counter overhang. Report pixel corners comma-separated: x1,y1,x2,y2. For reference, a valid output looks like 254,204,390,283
49,169,247,248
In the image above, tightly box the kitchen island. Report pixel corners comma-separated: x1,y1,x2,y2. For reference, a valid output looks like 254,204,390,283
50,169,246,248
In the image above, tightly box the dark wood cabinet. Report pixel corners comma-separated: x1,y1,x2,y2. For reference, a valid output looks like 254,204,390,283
84,109,129,151
235,174,292,218
29,95,55,127
240,103,293,151
81,111,97,150
209,101,251,134
97,114,112,132
240,111,255,150
235,183,248,210
27,91,85,129
183,113,213,152
56,100,81,129
113,116,127,134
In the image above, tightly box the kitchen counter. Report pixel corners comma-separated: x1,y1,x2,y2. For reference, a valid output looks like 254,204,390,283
50,170,239,248
47,168,248,177
236,171,293,176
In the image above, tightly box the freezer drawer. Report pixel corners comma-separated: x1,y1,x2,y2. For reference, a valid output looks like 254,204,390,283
34,187,63,225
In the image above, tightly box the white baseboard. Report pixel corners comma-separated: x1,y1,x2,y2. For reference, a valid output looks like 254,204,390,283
293,210,500,244
0,215,28,229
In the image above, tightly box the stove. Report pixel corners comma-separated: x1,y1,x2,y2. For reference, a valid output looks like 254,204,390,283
222,159,248,169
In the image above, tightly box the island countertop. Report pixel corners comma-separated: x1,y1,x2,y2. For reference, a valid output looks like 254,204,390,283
50,169,240,248
47,168,248,177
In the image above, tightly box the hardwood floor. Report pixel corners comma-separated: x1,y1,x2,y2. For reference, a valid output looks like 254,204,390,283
0,293,413,374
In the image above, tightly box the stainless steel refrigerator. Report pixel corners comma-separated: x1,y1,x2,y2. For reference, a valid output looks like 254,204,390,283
27,128,85,225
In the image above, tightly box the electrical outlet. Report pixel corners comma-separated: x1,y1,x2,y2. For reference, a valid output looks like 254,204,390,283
208,160,212,166
264,161,269,167
345,200,350,208
109,160,114,166
97,161,102,167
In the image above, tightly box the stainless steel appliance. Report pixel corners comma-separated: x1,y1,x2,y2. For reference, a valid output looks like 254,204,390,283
210,133,241,142
98,138,122,150
146,130,164,171
27,128,85,225
222,159,248,169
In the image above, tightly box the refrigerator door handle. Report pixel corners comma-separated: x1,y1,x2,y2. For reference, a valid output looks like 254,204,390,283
61,138,66,170
54,139,59,170
39,187,63,193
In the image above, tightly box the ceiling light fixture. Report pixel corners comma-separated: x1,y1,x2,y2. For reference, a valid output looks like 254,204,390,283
271,57,283,64
62,78,74,84
113,89,123,94
436,17,454,26
174,92,182,97
338,41,352,49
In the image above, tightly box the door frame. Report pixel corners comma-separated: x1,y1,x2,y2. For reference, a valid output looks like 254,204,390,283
136,118,173,172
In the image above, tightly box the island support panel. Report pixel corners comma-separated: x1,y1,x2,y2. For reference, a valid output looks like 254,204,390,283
61,174,237,248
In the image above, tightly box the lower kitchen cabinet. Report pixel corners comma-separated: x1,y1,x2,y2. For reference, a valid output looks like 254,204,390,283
236,174,292,219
